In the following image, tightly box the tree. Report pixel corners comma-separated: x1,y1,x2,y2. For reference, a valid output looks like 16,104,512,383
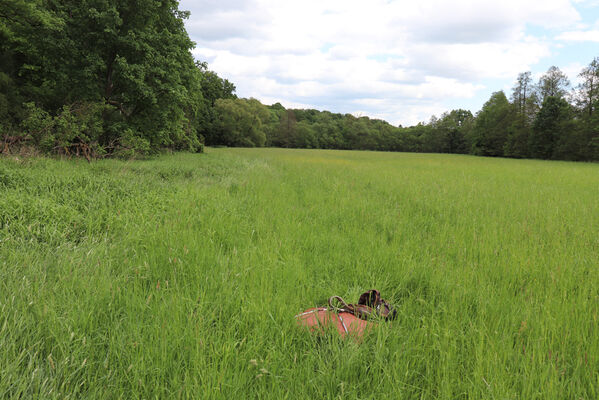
0,0,63,128
504,115,531,159
537,66,571,102
438,109,473,154
213,98,269,147
531,96,576,159
512,72,533,115
294,121,318,148
343,115,378,150
570,58,599,160
196,63,236,107
575,58,599,118
195,62,237,145
505,72,538,158
1,0,205,155
273,109,297,147
471,91,512,156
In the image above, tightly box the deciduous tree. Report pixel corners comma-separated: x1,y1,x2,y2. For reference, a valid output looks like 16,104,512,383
537,66,571,102
472,91,512,156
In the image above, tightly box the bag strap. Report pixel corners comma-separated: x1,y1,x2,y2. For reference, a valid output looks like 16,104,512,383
328,296,352,313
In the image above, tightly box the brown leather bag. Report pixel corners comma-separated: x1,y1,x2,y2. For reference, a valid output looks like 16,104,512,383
296,290,396,339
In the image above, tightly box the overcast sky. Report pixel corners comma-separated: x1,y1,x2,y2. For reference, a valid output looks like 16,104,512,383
180,0,599,126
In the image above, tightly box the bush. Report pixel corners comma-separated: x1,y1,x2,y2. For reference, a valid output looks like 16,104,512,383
16,102,110,159
114,129,152,159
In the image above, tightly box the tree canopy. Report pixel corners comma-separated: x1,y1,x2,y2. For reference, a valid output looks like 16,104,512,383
0,0,234,156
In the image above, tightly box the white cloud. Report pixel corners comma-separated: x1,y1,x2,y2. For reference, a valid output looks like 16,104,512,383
180,0,588,125
556,30,599,41
404,39,551,80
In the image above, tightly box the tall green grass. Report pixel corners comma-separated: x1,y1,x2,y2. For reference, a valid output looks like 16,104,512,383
1,149,598,399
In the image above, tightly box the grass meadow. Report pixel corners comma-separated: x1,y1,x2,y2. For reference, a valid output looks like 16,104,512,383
1,148,598,399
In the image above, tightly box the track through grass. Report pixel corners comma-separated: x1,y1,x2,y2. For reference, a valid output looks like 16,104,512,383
1,148,598,399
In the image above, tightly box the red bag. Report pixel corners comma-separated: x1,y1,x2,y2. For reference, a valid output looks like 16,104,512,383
295,307,371,338
296,290,396,339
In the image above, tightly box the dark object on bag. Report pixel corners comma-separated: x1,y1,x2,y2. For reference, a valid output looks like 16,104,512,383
329,289,397,321
296,289,396,339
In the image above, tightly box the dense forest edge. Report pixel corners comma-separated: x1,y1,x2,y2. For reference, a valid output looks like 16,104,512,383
1,1,598,161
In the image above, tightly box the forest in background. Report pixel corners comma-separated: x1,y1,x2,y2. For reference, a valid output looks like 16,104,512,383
207,64,599,162
1,0,598,161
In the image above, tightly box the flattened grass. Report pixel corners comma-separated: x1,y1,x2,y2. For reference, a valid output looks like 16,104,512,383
1,149,598,399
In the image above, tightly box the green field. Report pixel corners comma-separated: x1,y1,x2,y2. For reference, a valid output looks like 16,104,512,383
1,148,598,399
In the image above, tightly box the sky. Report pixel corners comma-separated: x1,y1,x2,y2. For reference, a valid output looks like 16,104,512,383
180,0,599,126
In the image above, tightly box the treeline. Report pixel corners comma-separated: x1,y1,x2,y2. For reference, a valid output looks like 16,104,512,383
207,62,599,162
1,1,597,162
1,0,235,158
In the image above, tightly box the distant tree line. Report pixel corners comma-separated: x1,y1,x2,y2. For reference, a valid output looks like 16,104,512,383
1,1,597,161
206,62,599,162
